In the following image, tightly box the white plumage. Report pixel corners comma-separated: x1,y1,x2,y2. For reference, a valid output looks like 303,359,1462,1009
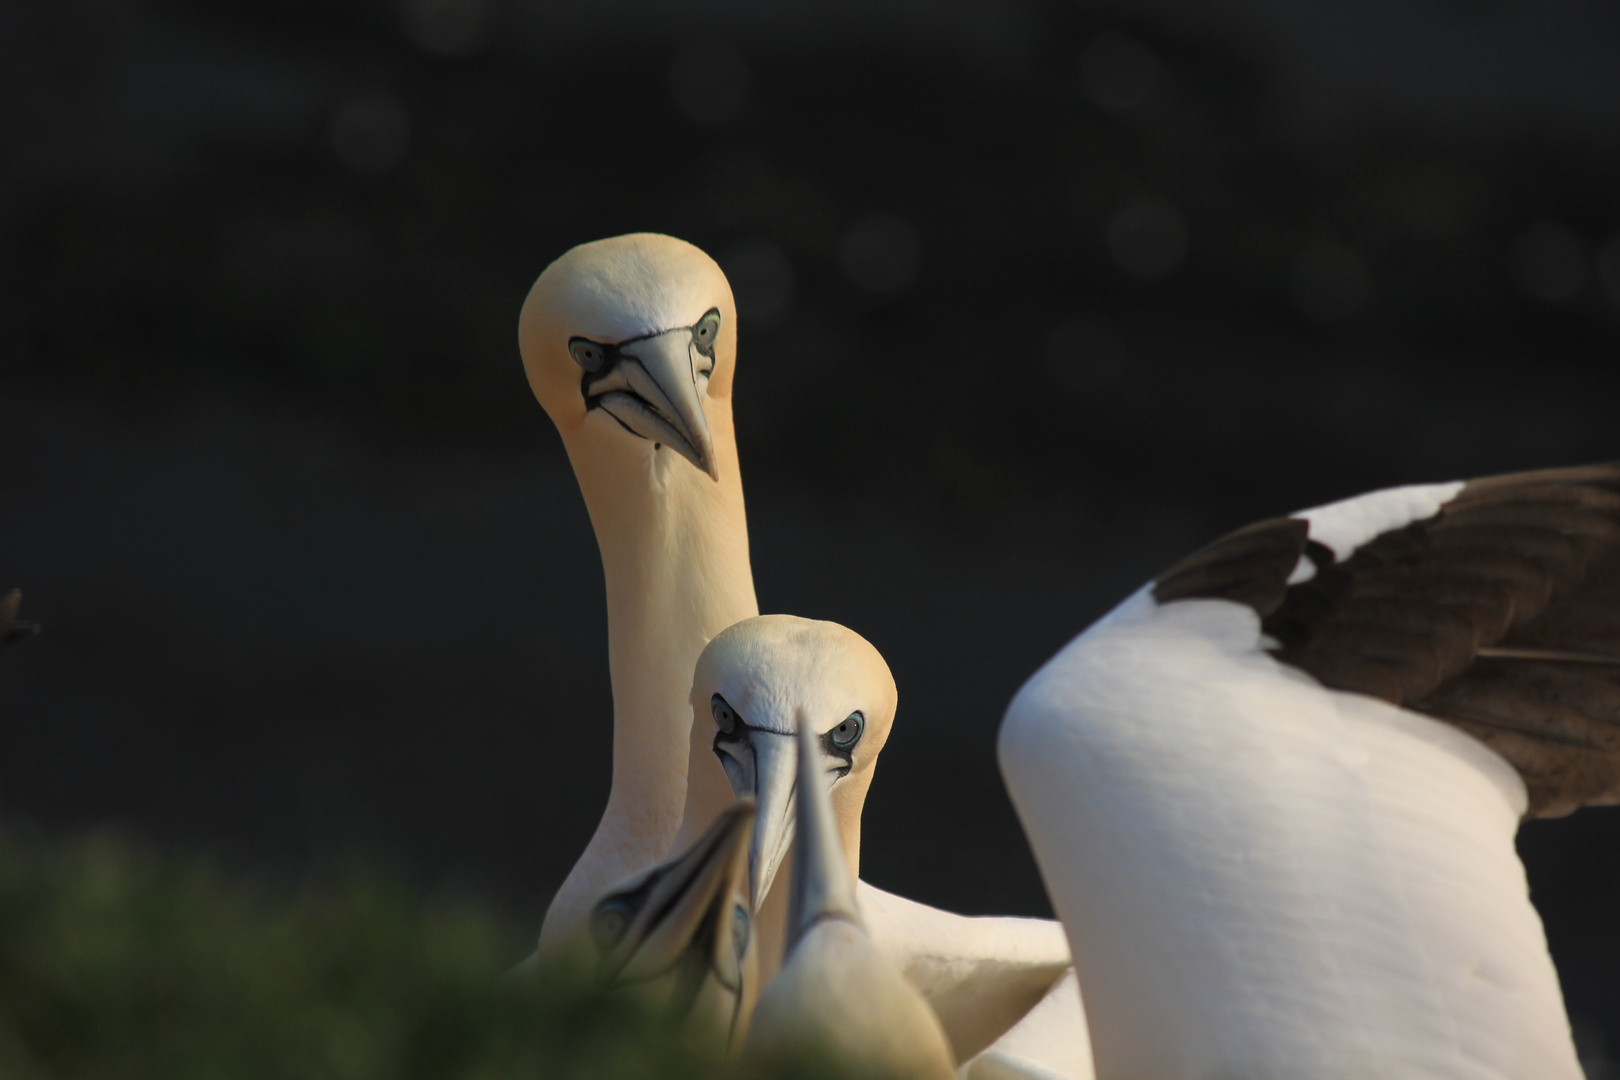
519,231,1619,1080
1001,475,1616,1079
518,235,1085,1074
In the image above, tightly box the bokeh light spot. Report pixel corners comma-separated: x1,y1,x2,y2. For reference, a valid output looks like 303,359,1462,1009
1290,244,1372,322
838,213,921,296
669,43,750,127
719,237,795,330
1079,32,1163,113
1106,196,1186,280
328,93,411,174
401,0,488,57
1512,221,1586,303
1044,316,1127,395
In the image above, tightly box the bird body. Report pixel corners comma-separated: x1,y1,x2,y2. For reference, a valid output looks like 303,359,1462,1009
522,237,1085,1077
521,237,1615,1077
856,882,1081,1072
520,235,757,952
694,615,1085,1074
1001,468,1620,1079
963,970,1092,1080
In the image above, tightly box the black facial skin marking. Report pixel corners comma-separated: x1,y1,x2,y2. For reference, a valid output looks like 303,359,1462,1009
819,728,853,777
569,308,721,431
590,869,751,1040
710,694,858,780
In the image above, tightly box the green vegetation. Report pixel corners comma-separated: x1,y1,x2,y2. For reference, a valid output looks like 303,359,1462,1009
0,828,860,1080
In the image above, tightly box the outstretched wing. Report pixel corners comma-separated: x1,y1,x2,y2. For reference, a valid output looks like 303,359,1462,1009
1154,464,1620,817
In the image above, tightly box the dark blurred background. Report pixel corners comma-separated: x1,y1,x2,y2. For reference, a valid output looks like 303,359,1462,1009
3,0,1619,1059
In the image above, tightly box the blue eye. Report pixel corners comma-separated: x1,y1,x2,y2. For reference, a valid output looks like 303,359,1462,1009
712,694,738,734
569,339,606,372
829,712,863,749
693,310,720,346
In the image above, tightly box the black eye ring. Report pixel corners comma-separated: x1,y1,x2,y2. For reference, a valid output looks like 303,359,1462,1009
712,694,738,735
829,712,863,750
569,338,608,373
730,903,751,959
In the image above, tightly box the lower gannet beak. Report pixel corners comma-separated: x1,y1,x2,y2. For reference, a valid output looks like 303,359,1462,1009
591,798,757,1044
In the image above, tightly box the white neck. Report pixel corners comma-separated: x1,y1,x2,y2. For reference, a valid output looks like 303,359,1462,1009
539,403,757,950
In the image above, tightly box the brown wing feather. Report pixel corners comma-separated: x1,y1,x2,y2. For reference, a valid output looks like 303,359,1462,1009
1155,465,1620,819
1152,518,1309,614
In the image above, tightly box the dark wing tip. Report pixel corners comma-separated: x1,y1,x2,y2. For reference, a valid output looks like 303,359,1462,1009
1152,517,1310,616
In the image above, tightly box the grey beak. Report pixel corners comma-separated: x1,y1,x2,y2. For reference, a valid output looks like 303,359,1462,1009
747,730,799,911
598,327,719,480
786,717,862,953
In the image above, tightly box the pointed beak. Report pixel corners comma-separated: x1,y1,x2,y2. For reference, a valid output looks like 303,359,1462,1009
786,719,861,952
600,327,719,480
747,731,799,911
603,798,756,986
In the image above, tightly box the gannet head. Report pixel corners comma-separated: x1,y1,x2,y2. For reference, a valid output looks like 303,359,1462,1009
519,233,736,481
690,615,897,911
742,721,957,1080
589,798,759,1051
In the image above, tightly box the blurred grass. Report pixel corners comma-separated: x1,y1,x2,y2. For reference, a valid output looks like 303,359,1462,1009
0,827,867,1080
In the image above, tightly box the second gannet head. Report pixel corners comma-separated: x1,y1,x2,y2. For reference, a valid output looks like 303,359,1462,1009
689,614,897,910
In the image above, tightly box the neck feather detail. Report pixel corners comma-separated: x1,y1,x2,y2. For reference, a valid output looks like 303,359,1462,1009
539,400,756,950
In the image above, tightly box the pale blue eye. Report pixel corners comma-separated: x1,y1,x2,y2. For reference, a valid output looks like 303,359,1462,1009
830,712,863,749
569,339,606,372
694,310,720,343
712,694,738,734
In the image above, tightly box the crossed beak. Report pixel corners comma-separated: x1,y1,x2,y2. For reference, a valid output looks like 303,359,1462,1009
600,798,756,988
746,730,801,911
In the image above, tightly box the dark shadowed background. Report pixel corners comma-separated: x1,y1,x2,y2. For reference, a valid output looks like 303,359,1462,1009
3,0,1619,1059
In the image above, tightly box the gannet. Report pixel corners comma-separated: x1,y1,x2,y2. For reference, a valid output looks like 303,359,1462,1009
1000,465,1620,1079
521,236,1079,1071
519,234,757,952
589,798,758,1053
692,615,1089,1075
1,589,39,649
744,718,957,1080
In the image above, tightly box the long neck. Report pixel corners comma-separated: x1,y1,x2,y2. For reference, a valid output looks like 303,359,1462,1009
539,402,756,950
